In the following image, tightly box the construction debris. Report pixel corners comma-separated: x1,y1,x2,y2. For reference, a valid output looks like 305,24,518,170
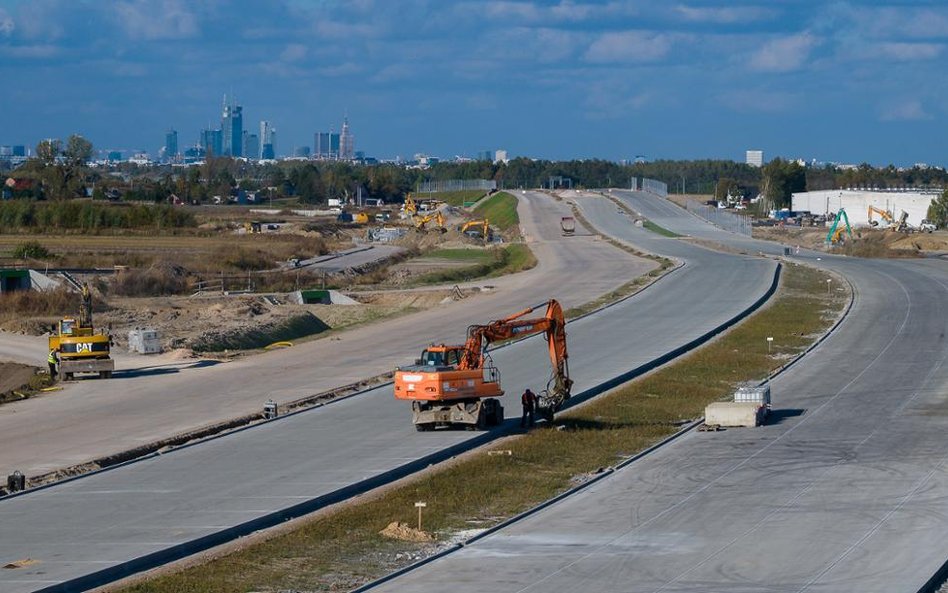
379,521,435,542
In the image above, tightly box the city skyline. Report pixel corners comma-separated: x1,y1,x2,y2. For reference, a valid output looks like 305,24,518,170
0,1,946,166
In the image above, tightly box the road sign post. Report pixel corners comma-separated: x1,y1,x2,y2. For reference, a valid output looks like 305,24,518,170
415,501,427,531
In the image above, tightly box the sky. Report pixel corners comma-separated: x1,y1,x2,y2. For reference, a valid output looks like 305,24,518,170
0,0,946,166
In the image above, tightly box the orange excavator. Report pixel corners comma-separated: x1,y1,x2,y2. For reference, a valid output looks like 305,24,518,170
394,299,572,431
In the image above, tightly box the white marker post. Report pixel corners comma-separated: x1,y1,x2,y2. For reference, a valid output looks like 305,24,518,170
766,336,774,353
826,278,832,294
415,501,427,531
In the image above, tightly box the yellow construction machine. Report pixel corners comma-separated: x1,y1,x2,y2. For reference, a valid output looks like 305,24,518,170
49,284,114,380
867,206,894,228
459,219,491,240
414,210,446,233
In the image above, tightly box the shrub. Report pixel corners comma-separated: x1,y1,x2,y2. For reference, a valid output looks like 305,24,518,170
11,240,52,260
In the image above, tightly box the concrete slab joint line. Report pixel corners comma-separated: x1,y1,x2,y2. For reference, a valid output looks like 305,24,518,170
355,265,792,591
17,265,782,593
1,193,796,593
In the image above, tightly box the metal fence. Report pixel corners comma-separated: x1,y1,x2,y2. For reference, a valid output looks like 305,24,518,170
417,179,496,193
637,177,668,198
682,201,753,236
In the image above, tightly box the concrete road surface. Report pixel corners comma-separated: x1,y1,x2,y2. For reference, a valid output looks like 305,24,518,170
0,193,778,593
0,192,652,477
371,192,948,593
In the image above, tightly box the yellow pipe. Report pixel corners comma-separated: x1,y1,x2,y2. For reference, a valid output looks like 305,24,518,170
265,341,294,350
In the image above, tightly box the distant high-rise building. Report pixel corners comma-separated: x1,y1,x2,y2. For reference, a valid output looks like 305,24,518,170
477,151,493,161
12,145,25,157
294,146,311,158
243,133,259,161
314,131,340,159
259,120,276,159
746,150,763,167
202,128,223,157
221,96,243,157
0,146,11,157
494,149,508,164
165,129,178,162
107,151,123,162
340,116,354,160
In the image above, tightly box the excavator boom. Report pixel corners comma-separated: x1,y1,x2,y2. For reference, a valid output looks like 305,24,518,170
394,299,572,430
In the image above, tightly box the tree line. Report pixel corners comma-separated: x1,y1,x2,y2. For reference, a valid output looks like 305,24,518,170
3,136,946,213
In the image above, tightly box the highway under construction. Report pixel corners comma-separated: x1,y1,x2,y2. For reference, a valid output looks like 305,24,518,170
1,189,946,593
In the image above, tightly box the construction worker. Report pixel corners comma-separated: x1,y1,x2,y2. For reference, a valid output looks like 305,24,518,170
520,388,537,428
47,349,59,381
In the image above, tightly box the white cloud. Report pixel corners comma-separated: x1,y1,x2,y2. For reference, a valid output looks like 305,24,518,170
484,1,541,21
749,32,819,72
0,9,14,37
876,42,942,61
476,1,632,23
0,44,61,59
584,82,655,119
675,5,775,24
584,31,672,63
114,0,198,40
879,99,931,122
280,43,307,62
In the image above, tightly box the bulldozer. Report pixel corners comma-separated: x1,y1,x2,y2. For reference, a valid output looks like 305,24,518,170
394,299,572,431
49,284,114,380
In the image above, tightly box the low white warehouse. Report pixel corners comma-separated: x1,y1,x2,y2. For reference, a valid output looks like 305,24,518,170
791,190,937,228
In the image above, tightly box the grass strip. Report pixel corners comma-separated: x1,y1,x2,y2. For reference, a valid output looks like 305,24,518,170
411,244,536,286
473,192,519,231
118,263,847,593
643,219,681,238
561,203,676,319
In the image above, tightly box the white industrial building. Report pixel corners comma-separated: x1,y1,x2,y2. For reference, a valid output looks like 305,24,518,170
791,189,937,228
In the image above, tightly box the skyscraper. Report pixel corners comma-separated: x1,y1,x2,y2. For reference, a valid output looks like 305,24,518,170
260,120,276,159
201,128,223,157
314,131,341,159
243,132,259,161
339,116,354,160
221,96,243,157
165,129,178,162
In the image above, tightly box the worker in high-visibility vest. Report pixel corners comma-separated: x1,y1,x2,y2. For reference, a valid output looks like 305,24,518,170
48,349,59,381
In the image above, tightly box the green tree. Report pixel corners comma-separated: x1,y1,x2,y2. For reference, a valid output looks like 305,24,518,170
760,158,806,210
927,189,948,228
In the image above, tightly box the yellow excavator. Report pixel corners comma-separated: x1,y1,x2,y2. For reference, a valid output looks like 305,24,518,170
403,194,418,217
459,219,490,240
867,206,894,228
49,284,114,380
414,210,446,232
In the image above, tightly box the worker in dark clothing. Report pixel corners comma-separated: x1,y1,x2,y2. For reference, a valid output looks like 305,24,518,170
520,388,537,428
48,349,59,381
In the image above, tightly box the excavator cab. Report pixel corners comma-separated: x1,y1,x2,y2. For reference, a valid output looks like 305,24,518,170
417,345,464,368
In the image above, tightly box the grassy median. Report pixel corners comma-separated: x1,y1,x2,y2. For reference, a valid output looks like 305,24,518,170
117,262,847,593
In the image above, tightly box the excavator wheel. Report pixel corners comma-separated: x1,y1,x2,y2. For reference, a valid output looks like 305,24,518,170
415,423,435,432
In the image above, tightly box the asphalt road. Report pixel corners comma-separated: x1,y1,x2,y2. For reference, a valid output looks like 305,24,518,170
372,191,948,593
0,193,778,593
0,192,653,477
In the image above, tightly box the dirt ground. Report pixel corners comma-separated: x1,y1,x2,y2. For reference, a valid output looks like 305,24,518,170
0,208,502,356
753,225,948,254
0,362,39,399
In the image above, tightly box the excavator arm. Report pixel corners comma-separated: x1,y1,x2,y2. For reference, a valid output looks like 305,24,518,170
459,299,572,415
